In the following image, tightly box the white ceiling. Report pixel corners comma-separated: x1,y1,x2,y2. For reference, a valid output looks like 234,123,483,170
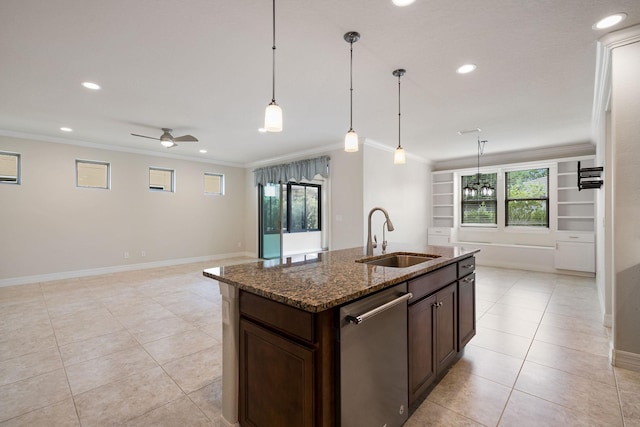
1,0,639,167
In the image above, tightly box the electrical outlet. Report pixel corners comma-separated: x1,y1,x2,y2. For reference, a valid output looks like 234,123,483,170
141,250,146,257
237,241,242,248
124,251,130,259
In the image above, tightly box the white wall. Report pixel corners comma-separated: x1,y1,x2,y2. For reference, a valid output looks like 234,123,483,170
0,136,247,283
362,141,430,252
611,37,640,362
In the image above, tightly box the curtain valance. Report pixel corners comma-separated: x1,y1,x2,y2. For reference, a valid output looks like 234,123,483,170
253,155,330,187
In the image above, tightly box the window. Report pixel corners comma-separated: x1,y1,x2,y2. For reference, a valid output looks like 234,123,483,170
149,167,174,192
505,168,549,227
204,173,224,195
461,173,497,225
286,183,320,232
0,152,20,184
76,160,109,189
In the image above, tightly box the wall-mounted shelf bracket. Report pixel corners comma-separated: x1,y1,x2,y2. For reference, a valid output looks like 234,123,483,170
578,161,604,191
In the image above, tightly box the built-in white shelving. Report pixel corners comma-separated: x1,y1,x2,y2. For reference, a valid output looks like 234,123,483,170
431,172,454,228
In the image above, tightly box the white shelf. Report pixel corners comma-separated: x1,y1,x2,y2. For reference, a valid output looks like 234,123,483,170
558,216,594,219
558,186,579,191
433,192,453,196
557,172,576,176
433,204,454,207
433,216,454,219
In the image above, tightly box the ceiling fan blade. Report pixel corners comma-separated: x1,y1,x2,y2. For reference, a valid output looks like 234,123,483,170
131,133,160,141
174,135,198,142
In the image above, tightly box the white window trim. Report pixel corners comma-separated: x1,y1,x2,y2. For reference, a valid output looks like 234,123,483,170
0,151,21,185
204,172,225,196
149,167,175,193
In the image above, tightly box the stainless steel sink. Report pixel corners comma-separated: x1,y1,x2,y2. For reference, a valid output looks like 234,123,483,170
356,252,440,268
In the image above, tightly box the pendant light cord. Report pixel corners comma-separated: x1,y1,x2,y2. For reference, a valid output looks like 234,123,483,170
271,0,276,103
349,40,354,131
397,73,402,149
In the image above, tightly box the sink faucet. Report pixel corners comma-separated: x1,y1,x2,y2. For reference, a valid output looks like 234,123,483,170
382,221,389,254
366,207,395,256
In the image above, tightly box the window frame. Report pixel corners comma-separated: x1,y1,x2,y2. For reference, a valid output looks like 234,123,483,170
285,182,321,233
75,159,110,189
460,172,498,227
504,168,550,228
149,167,175,192
0,151,21,185
204,172,225,196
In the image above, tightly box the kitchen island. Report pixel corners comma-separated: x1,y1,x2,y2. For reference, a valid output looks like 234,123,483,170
203,245,478,427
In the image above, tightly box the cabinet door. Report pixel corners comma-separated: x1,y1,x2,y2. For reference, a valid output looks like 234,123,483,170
240,319,315,427
435,283,458,373
408,293,436,404
458,274,476,349
554,241,595,272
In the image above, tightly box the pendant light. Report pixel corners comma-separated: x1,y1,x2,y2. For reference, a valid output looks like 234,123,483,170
344,31,360,152
264,0,282,132
393,68,406,164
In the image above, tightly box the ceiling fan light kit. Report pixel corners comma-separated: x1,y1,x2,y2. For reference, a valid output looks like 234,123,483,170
131,128,198,149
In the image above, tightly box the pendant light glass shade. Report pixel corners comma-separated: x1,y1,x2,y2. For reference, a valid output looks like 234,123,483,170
264,102,283,132
344,31,360,152
344,129,359,152
264,0,282,132
394,146,406,164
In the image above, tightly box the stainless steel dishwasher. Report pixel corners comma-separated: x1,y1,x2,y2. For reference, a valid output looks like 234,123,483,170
339,283,412,427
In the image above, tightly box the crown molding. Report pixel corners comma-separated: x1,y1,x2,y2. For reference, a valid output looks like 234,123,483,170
0,129,245,168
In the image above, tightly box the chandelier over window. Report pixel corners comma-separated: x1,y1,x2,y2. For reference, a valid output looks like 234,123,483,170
463,136,493,197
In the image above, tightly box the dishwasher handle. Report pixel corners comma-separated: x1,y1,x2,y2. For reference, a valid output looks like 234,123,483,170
346,292,413,325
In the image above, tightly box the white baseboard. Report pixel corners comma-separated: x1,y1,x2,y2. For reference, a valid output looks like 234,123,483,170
0,252,256,288
603,313,613,328
219,416,240,427
612,349,640,372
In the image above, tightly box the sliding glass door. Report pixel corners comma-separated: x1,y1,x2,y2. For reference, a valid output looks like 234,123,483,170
258,183,283,259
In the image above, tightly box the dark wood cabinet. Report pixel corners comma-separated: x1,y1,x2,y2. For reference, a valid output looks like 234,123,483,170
408,282,457,404
458,272,476,349
239,318,315,427
239,291,335,427
408,293,436,402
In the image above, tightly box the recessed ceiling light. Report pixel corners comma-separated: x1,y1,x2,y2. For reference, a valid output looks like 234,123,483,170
392,0,416,6
199,149,207,153
593,13,627,30
456,64,477,74
60,127,73,132
81,81,101,90
258,127,267,133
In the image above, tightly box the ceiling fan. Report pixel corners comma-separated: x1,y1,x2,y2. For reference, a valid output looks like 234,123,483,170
131,128,198,148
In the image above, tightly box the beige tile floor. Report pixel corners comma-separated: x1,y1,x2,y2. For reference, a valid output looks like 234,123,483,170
1,261,639,426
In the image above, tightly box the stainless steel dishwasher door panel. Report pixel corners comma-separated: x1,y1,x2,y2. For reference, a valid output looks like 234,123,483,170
339,283,409,427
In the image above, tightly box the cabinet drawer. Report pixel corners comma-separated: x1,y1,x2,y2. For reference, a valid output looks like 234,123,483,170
555,232,594,243
457,256,475,278
409,263,457,302
240,291,315,343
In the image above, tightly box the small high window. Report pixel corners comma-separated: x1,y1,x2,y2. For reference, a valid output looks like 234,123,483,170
204,173,224,195
76,160,110,189
0,152,20,184
149,167,175,192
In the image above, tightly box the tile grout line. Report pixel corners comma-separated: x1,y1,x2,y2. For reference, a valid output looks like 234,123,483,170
493,274,557,426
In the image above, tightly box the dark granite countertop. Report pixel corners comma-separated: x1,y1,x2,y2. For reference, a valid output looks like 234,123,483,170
203,245,479,313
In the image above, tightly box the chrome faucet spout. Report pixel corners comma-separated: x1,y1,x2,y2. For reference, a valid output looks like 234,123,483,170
366,207,394,256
